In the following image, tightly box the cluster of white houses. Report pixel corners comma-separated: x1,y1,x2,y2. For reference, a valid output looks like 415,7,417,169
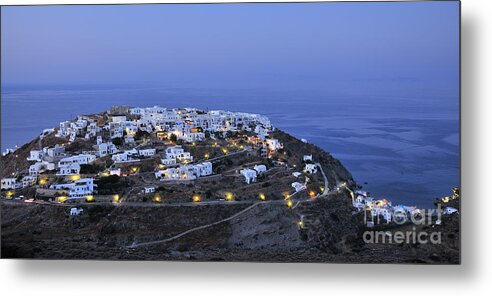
351,189,459,225
2,106,286,200
155,161,213,181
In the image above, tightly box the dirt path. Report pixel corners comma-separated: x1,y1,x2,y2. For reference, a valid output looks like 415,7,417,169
127,202,261,248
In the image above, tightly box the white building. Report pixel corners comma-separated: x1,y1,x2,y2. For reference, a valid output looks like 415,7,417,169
1,178,21,190
254,164,267,175
29,161,55,176
191,162,213,177
58,154,96,167
164,146,193,163
303,155,313,162
124,135,135,144
57,163,81,176
70,208,84,216
112,149,139,163
109,168,122,176
265,138,283,151
178,131,205,143
240,168,257,184
155,165,196,181
27,150,44,162
144,187,156,194
303,163,318,174
50,178,96,198
43,145,65,159
292,172,302,178
22,176,37,188
138,148,156,157
96,142,119,157
291,182,306,192
443,207,458,215
111,115,127,123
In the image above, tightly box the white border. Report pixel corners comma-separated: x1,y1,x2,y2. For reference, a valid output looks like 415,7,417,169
2,0,492,295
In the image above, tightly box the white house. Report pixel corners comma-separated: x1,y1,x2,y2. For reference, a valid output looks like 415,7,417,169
124,135,135,144
374,208,392,223
111,115,127,123
112,149,138,163
70,208,84,216
22,176,37,188
240,168,257,184
254,164,267,175
303,155,313,162
292,172,302,178
27,150,44,161
303,163,318,174
43,145,65,159
144,187,156,194
264,138,283,151
155,165,196,181
191,162,213,177
1,178,21,190
58,154,96,167
96,142,119,157
178,131,205,143
51,178,96,198
443,207,459,215
29,161,55,176
165,146,193,163
161,158,177,166
138,148,156,157
57,163,81,176
109,168,122,176
291,182,306,192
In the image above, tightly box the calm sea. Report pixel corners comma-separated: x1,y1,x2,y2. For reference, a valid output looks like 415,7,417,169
1,85,459,207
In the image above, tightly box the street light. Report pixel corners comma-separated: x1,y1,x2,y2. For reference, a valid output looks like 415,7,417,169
225,192,234,201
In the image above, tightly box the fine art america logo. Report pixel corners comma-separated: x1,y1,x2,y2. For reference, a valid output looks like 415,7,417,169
362,204,443,245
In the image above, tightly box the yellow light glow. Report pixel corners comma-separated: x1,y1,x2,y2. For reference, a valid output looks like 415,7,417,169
225,192,234,201
297,221,304,228
286,200,293,208
309,191,316,198
70,174,81,181
222,148,228,154
319,186,325,192
58,196,68,203
204,153,210,159
85,195,94,202
101,172,109,177
239,145,244,149
6,191,14,197
113,194,120,203
192,142,196,146
192,194,201,202
39,179,47,185
259,193,266,201
283,192,290,199
154,195,161,202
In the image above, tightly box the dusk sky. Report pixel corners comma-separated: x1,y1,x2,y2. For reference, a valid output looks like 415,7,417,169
1,2,459,96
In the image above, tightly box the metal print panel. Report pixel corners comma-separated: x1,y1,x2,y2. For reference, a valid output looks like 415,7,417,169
0,1,460,263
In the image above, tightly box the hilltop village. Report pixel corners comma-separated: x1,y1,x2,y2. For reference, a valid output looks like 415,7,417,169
1,105,459,225
1,106,340,205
